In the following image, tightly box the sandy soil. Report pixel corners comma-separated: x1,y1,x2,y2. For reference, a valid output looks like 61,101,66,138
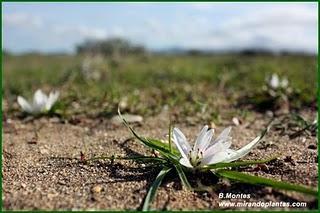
2,111,318,210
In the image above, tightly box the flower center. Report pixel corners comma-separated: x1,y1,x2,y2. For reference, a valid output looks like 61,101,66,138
188,148,203,167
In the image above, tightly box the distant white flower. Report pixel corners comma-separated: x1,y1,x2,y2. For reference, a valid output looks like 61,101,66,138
268,74,289,89
269,74,280,89
172,125,262,168
17,89,59,114
280,77,289,88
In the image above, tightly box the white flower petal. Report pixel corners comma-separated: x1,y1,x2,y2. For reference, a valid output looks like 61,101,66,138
203,127,232,159
194,125,213,152
223,135,261,162
194,125,208,149
173,127,191,161
46,91,59,110
202,137,230,159
17,96,32,113
201,149,236,165
215,126,231,142
179,157,193,168
201,151,227,165
33,89,48,111
202,129,214,150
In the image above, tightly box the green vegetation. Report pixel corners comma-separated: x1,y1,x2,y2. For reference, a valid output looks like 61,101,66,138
3,53,316,120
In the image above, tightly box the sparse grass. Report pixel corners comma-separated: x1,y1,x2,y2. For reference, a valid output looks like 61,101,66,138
3,53,316,120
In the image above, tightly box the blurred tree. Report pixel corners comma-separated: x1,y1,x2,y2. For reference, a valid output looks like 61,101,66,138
76,37,146,57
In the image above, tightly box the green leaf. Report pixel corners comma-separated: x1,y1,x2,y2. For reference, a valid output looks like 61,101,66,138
174,164,192,190
118,108,179,161
215,170,317,196
146,138,180,156
142,166,172,211
203,157,277,170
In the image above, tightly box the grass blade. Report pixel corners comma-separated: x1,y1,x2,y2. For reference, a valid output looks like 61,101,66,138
146,138,180,156
118,108,179,161
215,170,317,196
142,166,172,211
174,164,192,190
203,156,277,170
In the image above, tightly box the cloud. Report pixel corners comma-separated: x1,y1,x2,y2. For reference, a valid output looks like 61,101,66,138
185,4,317,53
3,11,129,52
225,6,316,30
3,13,43,29
53,25,108,40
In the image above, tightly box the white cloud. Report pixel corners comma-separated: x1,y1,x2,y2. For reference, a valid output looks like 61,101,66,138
225,6,316,30
53,25,108,40
185,4,318,53
3,13,43,29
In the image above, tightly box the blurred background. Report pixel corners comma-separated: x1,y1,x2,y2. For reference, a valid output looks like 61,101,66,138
2,2,318,123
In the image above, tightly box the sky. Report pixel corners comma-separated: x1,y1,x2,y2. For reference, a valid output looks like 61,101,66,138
2,2,318,54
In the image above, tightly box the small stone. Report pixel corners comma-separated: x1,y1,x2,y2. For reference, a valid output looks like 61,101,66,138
266,111,274,117
232,117,241,126
49,117,60,123
91,185,103,193
39,147,49,155
48,193,57,199
111,114,143,125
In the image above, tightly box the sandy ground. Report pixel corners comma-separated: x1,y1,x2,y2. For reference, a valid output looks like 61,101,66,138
2,111,318,210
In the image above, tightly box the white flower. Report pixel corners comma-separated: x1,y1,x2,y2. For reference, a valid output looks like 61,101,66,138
268,74,289,89
280,77,289,88
17,89,59,114
172,125,262,168
269,74,280,89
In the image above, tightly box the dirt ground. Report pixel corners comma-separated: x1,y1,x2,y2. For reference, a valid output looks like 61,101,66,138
2,110,318,210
